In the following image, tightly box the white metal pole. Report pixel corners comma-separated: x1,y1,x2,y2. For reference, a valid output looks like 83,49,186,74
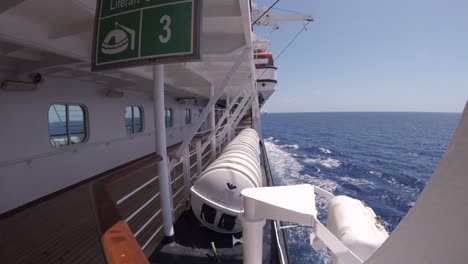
196,140,202,176
242,197,266,264
210,86,217,161
183,147,191,200
226,96,232,141
200,88,246,153
152,64,174,237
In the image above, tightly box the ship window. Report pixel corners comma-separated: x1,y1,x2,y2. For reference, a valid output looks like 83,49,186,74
125,106,143,134
217,213,236,231
267,57,274,66
165,108,173,128
185,109,191,124
200,204,217,224
48,104,87,147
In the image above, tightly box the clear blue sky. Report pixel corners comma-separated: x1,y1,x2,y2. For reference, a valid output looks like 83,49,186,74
255,0,468,113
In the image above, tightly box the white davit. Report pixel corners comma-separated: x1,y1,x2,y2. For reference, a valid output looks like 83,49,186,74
191,129,262,233
327,196,389,264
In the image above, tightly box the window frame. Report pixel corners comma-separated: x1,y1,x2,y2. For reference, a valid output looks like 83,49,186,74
48,103,88,148
165,107,173,128
185,108,192,125
125,106,144,134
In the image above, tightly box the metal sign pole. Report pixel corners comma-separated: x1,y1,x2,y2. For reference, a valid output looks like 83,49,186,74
152,64,174,237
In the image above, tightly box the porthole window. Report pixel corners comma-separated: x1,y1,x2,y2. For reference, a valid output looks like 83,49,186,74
125,106,143,134
165,108,173,128
48,104,87,147
185,109,192,125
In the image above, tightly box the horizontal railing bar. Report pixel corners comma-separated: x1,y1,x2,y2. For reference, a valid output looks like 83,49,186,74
172,200,185,213
134,209,162,237
202,150,211,160
171,172,184,184
173,160,183,167
190,163,197,169
117,176,159,205
125,192,160,222
142,225,164,250
195,128,212,134
172,186,184,199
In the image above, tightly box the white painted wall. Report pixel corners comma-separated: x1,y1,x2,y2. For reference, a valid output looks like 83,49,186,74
0,72,205,214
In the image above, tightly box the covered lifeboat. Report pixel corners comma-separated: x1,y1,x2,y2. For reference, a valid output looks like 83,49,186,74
254,50,277,106
190,129,262,233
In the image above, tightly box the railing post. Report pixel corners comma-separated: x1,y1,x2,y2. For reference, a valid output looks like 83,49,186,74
227,96,232,141
232,99,253,131
152,64,174,238
210,86,217,162
183,147,191,201
168,47,251,171
196,140,202,176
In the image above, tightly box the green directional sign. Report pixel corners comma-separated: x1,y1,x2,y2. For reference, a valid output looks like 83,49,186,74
92,0,201,71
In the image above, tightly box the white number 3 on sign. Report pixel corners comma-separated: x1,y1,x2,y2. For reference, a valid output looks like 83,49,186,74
159,15,172,44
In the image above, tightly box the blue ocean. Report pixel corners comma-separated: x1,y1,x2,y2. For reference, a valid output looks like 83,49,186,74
262,112,461,263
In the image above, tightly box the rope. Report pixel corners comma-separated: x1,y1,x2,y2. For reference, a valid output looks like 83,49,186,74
252,0,281,26
275,21,311,62
256,21,311,80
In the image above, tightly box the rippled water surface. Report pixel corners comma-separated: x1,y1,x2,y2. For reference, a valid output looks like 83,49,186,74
262,112,460,263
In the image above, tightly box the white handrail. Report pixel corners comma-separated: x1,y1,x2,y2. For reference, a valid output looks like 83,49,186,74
117,176,159,205
125,192,160,222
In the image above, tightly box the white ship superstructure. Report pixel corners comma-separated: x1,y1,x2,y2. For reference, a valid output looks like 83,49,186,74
1,1,467,264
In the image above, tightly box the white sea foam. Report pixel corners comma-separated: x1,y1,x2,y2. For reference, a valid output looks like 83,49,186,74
369,170,383,176
306,175,339,193
319,147,332,154
264,140,304,185
304,157,341,169
266,139,334,263
341,176,375,187
283,144,299,150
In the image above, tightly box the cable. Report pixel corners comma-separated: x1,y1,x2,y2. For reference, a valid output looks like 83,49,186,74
271,7,304,15
252,0,280,26
256,21,311,80
274,21,311,62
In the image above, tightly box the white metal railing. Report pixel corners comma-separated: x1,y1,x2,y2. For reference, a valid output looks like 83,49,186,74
134,209,162,237
202,149,211,160
116,176,159,205
110,91,253,255
168,47,251,171
107,136,218,256
125,192,161,222
110,132,226,247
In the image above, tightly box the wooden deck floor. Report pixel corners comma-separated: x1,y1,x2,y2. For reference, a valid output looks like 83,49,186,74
0,136,212,264
0,178,105,264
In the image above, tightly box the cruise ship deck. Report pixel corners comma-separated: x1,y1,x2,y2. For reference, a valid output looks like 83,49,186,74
0,135,210,263
0,131,285,264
